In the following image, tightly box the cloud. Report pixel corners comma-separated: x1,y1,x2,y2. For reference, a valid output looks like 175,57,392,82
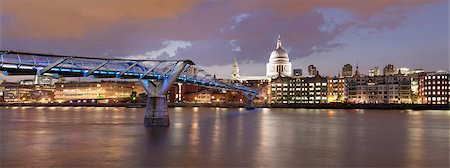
317,8,357,33
4,0,438,40
128,40,192,60
240,0,444,19
0,0,446,76
229,40,241,52
1,0,200,39
234,13,250,23
231,13,251,31
312,42,346,53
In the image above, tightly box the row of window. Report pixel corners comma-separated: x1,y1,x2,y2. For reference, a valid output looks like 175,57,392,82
424,86,449,90
272,96,328,100
328,79,345,83
426,97,448,101
272,82,327,87
425,75,448,80
423,92,448,96
273,92,327,95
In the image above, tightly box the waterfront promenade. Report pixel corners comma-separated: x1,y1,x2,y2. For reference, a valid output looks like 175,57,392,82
1,102,448,110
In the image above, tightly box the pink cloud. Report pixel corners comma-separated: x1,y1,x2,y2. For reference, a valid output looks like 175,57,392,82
1,0,200,39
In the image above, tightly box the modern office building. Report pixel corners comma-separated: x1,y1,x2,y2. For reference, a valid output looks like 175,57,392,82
270,76,296,104
301,75,328,104
418,70,449,104
269,74,327,104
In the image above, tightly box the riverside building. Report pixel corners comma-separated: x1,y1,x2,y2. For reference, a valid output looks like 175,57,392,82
418,70,449,104
347,74,411,103
269,74,327,104
54,81,143,103
327,76,347,103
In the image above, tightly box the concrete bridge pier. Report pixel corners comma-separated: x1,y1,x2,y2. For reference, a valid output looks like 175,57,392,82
140,61,188,126
243,92,257,109
144,96,169,125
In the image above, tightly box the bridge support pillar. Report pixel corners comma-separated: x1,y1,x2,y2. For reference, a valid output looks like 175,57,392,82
140,61,188,126
245,99,255,109
243,92,257,109
144,96,169,126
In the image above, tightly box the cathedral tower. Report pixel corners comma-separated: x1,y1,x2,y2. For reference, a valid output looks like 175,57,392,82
231,58,240,80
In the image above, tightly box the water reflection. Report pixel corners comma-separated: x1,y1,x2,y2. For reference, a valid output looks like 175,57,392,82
1,107,449,167
406,112,424,167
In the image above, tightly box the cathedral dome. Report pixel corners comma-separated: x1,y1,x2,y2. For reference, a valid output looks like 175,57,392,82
269,47,289,63
266,34,292,77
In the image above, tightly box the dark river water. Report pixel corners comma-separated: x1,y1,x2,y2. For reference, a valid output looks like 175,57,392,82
1,107,449,167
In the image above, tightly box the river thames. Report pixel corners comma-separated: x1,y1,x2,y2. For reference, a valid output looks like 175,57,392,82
1,107,449,167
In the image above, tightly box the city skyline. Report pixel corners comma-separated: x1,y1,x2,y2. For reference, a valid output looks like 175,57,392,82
1,0,448,78
1,1,449,167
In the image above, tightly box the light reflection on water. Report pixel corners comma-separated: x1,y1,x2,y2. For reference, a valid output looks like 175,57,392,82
1,107,449,167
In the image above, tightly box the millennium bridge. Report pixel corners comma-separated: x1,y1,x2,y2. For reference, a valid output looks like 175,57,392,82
0,50,258,126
